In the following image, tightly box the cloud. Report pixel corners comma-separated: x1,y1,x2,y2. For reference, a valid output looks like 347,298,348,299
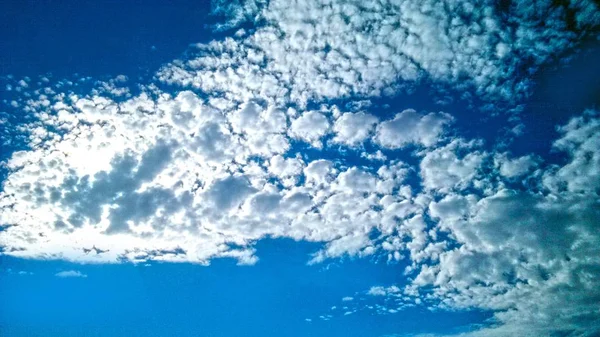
332,111,378,147
0,87,428,265
374,109,453,149
0,75,597,337
1,1,600,335
419,139,486,192
494,153,538,178
159,0,599,105
404,111,600,336
55,270,87,278
4,269,34,276
289,110,330,147
543,109,600,194
367,285,400,297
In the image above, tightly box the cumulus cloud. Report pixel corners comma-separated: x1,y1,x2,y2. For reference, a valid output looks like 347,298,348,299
332,111,378,146
403,111,600,336
543,109,600,194
0,87,428,265
419,139,486,192
374,109,453,148
289,110,330,147
1,1,600,335
5,81,598,336
495,153,538,178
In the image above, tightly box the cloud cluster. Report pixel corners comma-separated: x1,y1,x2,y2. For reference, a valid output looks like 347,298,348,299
367,110,600,336
1,0,599,336
0,85,441,265
160,0,599,106
2,73,599,334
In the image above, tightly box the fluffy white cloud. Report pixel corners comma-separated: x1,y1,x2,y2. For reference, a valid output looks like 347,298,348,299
289,110,330,147
374,109,453,148
267,155,305,187
0,87,429,266
332,111,378,146
495,153,538,178
6,99,598,337
543,109,600,194
303,159,336,186
419,139,486,192
401,111,600,336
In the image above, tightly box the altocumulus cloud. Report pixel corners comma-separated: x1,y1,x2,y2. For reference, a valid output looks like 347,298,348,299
162,0,599,104
0,0,599,336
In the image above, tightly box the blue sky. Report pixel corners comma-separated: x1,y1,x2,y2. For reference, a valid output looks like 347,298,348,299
1,1,600,336
1,240,488,337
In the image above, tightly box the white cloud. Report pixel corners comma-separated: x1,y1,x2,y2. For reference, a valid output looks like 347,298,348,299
332,112,378,147
335,167,379,194
289,110,330,147
55,270,87,278
367,285,400,297
2,3,600,334
374,110,453,149
1,87,599,337
0,87,420,266
495,153,538,178
268,155,305,184
419,139,486,192
405,111,600,336
158,0,598,105
303,159,335,186
204,175,257,211
309,232,373,264
543,109,600,194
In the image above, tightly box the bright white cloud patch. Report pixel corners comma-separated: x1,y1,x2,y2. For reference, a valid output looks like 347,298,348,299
419,139,486,192
289,110,330,147
374,109,453,148
495,153,539,178
0,87,440,265
332,112,378,146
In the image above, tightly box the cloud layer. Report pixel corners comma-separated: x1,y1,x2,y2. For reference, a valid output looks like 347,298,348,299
1,0,599,336
2,77,599,335
162,0,599,105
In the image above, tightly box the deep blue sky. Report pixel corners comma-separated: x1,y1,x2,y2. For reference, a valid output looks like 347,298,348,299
0,0,214,78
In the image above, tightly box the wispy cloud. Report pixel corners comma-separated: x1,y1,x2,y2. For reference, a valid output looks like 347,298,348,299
55,270,88,278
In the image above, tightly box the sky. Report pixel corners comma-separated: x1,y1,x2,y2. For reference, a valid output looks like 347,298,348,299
0,1,599,337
